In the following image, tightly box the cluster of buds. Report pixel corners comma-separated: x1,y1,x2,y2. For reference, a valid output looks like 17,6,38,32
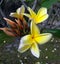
0,5,29,37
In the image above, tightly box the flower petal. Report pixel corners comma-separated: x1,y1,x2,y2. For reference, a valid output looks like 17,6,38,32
18,44,31,53
15,19,23,29
18,35,32,53
28,7,36,19
0,28,17,36
35,7,48,24
34,33,52,45
19,35,32,46
31,43,40,58
35,14,49,24
4,18,17,28
31,21,40,37
17,5,25,15
37,7,47,18
23,13,31,19
10,13,20,18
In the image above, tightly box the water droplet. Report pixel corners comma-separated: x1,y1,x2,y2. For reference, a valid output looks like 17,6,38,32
35,62,40,64
56,40,58,42
24,57,27,59
21,62,23,64
20,60,22,63
54,48,57,51
51,38,54,42
57,45,59,48
45,56,48,59
3,40,6,43
46,63,48,64
17,55,20,57
52,50,54,52
52,63,55,64
45,48,48,51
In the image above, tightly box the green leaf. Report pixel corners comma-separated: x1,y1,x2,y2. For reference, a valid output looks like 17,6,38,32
0,31,14,46
43,29,60,38
41,0,58,9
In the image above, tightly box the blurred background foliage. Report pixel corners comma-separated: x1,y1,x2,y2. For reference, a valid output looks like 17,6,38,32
0,0,60,64
24,0,59,9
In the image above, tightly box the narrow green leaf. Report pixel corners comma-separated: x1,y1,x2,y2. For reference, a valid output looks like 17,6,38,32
43,29,60,38
41,0,58,9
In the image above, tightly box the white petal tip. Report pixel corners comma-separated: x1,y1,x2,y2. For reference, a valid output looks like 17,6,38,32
31,49,40,58
49,33,52,38
36,55,40,58
10,13,14,16
18,48,23,53
33,53,40,58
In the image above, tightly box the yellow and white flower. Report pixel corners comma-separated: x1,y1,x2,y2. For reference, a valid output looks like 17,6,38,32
18,21,52,58
10,5,25,19
23,7,49,24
